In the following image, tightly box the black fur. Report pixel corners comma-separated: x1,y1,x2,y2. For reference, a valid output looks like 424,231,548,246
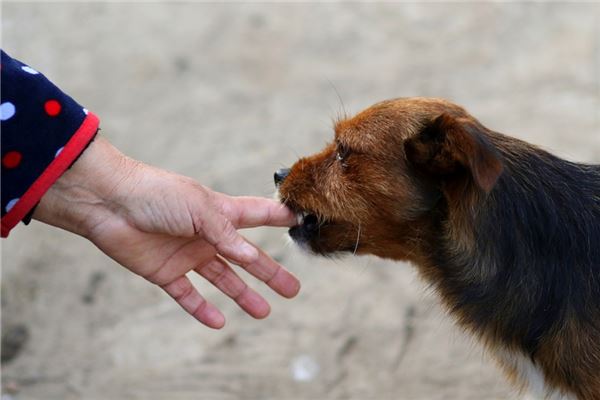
430,136,600,358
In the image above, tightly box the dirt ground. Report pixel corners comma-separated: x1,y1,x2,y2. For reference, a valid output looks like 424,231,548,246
2,3,599,400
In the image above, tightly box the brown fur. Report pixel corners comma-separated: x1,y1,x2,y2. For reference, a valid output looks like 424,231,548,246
277,97,600,399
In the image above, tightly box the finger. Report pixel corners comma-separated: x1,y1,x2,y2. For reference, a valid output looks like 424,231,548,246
200,195,300,296
161,275,225,329
201,207,260,266
235,243,301,299
144,238,216,286
218,195,297,229
195,256,271,319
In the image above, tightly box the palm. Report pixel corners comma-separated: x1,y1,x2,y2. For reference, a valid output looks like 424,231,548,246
87,190,299,329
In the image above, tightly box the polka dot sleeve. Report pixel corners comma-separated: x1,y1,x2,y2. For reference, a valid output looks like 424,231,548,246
1,50,100,237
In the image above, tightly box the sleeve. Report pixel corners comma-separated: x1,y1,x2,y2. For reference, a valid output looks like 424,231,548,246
1,50,100,238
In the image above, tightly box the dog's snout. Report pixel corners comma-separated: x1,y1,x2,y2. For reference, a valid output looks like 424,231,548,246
274,168,290,186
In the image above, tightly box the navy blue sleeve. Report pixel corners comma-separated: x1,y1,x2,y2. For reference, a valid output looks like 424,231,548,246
1,49,100,237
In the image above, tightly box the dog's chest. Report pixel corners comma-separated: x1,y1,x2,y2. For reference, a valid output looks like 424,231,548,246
495,349,575,400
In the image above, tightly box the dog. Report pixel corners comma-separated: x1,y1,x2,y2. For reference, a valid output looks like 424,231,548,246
275,97,600,400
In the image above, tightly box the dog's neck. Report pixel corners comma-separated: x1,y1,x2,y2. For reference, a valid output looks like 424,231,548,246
411,137,600,359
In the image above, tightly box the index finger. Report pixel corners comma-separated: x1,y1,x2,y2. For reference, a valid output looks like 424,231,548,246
206,222,301,298
219,196,296,229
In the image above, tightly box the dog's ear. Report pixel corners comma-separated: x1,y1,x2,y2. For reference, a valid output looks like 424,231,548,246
404,113,503,193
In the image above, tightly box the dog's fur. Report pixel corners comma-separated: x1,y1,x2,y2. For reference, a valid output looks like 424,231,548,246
276,98,600,399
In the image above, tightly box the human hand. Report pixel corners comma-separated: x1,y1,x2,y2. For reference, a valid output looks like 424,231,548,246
33,136,300,329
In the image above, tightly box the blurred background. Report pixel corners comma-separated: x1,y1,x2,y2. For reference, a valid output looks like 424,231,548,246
1,2,599,399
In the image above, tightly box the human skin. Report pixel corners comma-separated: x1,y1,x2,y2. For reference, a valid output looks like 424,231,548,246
33,135,300,329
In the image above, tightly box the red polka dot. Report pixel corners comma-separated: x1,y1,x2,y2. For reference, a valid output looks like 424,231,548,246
44,99,62,116
2,151,22,169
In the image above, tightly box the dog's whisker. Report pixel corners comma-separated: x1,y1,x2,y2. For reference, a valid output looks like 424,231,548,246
317,215,328,228
327,79,348,123
352,223,361,256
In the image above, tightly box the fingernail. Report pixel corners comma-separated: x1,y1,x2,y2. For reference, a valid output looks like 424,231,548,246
211,311,226,329
285,278,301,299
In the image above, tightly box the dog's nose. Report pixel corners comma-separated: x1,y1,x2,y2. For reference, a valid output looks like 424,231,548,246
274,168,290,186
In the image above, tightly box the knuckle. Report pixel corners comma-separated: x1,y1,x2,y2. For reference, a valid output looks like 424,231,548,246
175,280,194,301
211,262,229,287
162,277,193,300
265,265,282,284
218,220,241,245
232,284,250,303
191,296,208,317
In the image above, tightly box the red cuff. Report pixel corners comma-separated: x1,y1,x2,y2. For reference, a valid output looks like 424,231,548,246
1,112,100,238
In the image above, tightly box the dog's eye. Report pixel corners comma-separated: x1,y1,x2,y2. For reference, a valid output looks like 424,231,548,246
336,143,351,164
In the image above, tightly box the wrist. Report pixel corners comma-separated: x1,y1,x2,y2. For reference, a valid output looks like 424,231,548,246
32,135,133,238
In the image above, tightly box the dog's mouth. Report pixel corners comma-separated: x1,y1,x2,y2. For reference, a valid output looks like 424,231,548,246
288,211,324,253
286,204,325,245
285,203,361,255
294,210,320,231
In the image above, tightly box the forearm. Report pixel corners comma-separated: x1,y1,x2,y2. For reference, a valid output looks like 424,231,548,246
32,135,132,238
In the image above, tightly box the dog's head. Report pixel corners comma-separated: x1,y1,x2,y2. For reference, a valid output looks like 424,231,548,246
276,98,503,260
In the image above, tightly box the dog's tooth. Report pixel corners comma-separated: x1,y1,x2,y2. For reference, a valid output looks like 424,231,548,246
296,214,303,225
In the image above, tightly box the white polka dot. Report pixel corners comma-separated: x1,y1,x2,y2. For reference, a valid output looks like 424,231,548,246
83,108,89,115
55,147,64,158
0,102,16,121
5,198,19,213
21,65,39,74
